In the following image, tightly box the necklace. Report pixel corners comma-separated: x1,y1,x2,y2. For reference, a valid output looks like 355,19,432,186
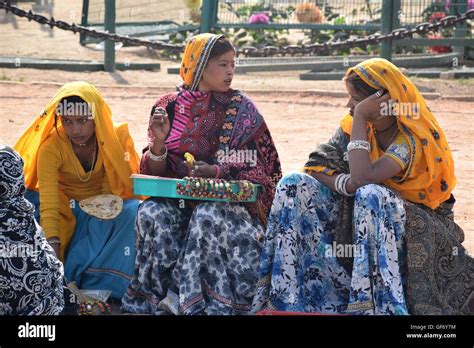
71,139,97,182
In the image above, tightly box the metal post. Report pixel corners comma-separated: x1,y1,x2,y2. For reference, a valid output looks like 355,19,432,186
104,0,115,72
392,0,401,30
80,0,89,45
380,0,394,61
454,0,467,57
200,0,217,33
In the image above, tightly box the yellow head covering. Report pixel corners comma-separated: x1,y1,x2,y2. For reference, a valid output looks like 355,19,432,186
180,33,223,91
340,58,455,209
14,81,140,198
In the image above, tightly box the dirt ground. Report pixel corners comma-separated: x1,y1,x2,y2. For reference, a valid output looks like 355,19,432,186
0,1,473,254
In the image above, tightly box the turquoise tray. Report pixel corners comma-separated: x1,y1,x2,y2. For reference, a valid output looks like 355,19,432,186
132,174,260,202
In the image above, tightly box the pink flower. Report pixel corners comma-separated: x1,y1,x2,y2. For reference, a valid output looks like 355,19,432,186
248,12,270,24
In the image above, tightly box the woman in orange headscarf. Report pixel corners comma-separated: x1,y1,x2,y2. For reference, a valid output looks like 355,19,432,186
253,58,471,315
15,81,141,299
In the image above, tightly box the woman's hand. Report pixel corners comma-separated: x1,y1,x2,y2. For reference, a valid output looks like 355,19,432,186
184,160,217,178
47,238,60,258
150,107,170,143
353,90,391,123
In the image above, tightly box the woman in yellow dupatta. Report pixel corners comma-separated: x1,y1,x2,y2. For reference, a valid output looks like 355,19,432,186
15,81,141,299
253,58,470,315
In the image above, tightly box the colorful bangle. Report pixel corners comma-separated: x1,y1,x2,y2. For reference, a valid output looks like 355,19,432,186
213,165,221,178
78,300,112,315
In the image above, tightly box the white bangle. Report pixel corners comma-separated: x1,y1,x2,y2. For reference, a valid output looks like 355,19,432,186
334,173,346,195
347,140,371,152
148,146,167,161
341,174,355,197
335,173,354,197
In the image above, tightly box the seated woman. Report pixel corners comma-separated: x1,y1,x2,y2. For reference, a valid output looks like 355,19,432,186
121,34,282,315
14,81,141,300
0,145,64,315
252,58,472,315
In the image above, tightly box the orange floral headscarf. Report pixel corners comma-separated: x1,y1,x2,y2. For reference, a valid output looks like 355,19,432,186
180,33,223,91
340,58,456,209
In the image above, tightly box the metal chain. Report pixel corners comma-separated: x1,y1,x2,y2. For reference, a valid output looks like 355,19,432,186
0,1,184,52
1,1,473,57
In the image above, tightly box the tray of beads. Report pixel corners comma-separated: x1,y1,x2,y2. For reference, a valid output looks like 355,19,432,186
132,174,260,202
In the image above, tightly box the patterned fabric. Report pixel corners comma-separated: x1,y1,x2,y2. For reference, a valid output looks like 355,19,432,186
384,132,411,171
343,58,456,209
121,198,264,315
302,121,472,314
141,89,282,224
180,33,223,91
303,127,354,273
404,199,473,314
0,145,64,315
252,173,408,315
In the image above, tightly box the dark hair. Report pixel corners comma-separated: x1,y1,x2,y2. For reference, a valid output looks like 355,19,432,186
54,95,88,138
345,72,378,98
208,37,236,61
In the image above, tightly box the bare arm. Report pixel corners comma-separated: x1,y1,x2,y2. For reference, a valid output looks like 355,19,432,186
308,171,339,191
346,93,403,193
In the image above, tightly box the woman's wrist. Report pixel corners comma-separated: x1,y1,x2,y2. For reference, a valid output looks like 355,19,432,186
345,177,356,194
47,237,61,245
150,141,166,155
213,165,221,178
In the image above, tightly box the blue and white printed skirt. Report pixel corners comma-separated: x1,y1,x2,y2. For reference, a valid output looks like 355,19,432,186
252,172,408,315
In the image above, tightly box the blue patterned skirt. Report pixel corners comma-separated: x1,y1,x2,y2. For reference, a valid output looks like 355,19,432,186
252,172,408,315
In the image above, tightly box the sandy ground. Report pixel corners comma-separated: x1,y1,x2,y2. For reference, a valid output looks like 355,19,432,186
1,82,473,254
0,1,473,254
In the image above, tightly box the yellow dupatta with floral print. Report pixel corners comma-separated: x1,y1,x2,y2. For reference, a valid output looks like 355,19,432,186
340,58,455,209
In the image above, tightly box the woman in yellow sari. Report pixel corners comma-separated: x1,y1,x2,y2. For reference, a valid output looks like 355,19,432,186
15,81,141,299
252,58,472,315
